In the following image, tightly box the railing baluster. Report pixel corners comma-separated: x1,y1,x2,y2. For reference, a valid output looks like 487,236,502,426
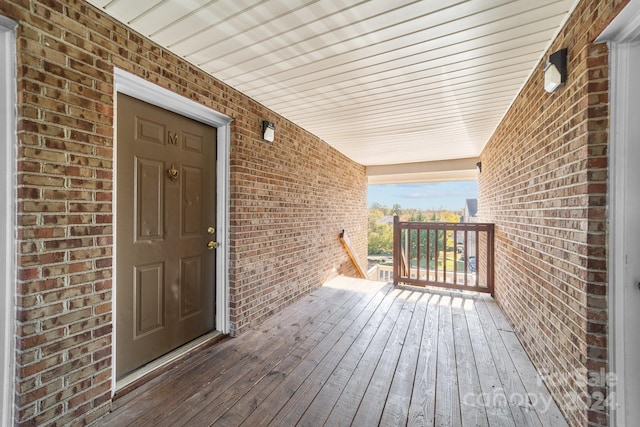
453,232,457,285
434,229,438,282
416,229,421,280
463,229,468,286
425,226,431,281
393,216,399,286
407,227,412,279
475,228,479,287
441,229,446,283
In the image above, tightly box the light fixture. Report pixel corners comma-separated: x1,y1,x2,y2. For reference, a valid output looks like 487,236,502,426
544,48,567,93
476,161,482,173
262,120,275,142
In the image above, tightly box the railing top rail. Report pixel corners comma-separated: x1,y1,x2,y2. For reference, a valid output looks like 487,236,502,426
395,221,494,231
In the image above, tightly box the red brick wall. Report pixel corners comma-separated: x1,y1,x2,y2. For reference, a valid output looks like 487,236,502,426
0,0,367,425
477,1,626,426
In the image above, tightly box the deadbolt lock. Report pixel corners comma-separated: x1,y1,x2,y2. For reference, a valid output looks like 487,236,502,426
207,241,218,250
207,226,215,235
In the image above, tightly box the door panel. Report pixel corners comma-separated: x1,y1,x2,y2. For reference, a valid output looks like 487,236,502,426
135,158,164,241
135,262,164,337
136,117,165,145
182,165,203,236
183,131,203,153
180,256,202,319
117,93,217,379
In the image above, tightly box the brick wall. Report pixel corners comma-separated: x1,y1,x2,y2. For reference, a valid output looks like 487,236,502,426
0,0,367,425
477,1,626,426
228,115,368,334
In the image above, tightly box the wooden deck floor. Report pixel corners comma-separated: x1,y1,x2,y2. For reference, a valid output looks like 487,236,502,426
98,276,568,427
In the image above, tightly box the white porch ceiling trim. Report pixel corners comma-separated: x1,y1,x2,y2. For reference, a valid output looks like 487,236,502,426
367,157,479,184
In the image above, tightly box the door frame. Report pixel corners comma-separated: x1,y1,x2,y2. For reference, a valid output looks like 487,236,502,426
598,2,640,425
0,15,17,427
113,68,232,387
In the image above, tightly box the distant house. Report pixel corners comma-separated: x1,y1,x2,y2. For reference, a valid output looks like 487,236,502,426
379,215,395,227
458,199,478,264
462,198,478,223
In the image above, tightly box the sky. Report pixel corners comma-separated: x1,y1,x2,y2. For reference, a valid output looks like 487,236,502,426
368,181,478,211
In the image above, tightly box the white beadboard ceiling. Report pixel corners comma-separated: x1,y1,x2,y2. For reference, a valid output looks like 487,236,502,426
88,0,576,179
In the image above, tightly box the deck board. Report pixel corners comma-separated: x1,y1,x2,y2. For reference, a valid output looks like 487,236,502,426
316,289,407,426
475,299,542,427
407,293,440,427
434,295,462,427
184,282,379,426
379,292,427,427
294,286,396,426
452,297,488,427
239,285,393,426
97,277,568,427
351,290,418,426
236,284,395,427
179,289,355,425
110,285,348,425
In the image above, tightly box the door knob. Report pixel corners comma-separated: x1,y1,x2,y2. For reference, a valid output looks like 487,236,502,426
207,241,218,250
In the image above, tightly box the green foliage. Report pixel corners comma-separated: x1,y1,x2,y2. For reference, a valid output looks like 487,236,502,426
367,204,463,256
368,210,393,254
370,202,390,214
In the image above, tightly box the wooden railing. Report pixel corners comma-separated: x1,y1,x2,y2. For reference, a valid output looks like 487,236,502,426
393,216,494,295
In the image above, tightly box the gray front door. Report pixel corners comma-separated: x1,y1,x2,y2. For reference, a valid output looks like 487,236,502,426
116,93,217,379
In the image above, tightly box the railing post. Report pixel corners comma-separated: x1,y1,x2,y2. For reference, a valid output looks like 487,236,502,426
393,215,399,286
488,224,495,296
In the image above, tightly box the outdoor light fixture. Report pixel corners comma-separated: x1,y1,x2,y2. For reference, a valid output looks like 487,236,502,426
262,120,275,142
476,161,482,173
544,48,567,93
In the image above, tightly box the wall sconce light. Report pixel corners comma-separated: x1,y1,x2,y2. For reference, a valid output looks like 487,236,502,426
476,161,482,173
544,48,567,93
262,120,275,142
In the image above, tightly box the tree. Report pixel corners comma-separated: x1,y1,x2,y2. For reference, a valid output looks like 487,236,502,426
439,210,461,223
367,205,463,256
370,202,389,215
368,212,393,254
410,211,426,222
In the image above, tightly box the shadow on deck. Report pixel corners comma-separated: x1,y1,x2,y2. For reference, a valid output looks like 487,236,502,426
97,276,567,426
